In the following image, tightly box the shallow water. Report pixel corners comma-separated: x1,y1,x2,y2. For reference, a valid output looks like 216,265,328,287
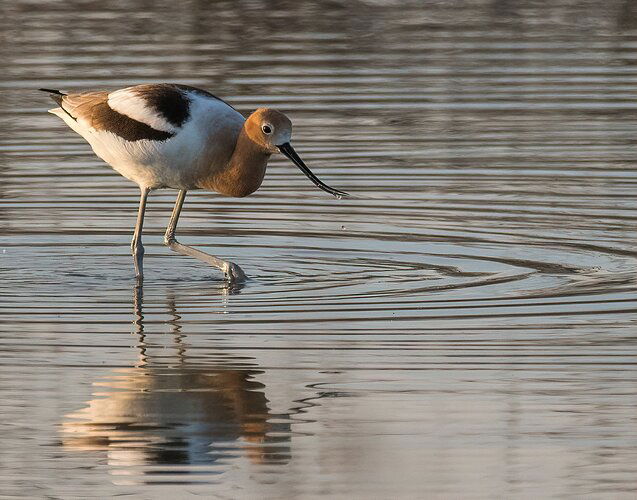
1,0,636,498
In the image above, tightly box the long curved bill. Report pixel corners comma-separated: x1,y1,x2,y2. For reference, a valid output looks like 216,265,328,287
278,142,348,198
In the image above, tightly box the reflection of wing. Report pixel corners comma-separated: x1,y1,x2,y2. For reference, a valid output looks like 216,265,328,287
62,367,291,467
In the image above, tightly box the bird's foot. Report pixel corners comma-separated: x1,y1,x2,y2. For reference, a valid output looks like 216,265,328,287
132,244,145,281
223,261,247,283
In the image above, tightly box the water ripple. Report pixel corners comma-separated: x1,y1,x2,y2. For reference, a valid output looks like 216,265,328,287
1,0,636,497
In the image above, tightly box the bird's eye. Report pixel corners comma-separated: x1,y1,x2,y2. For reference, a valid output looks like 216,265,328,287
262,124,273,134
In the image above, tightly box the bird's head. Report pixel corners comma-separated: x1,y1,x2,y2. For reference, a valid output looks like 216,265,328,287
245,108,348,198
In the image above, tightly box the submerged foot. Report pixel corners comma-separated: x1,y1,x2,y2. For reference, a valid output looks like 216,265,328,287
132,244,144,281
223,261,247,283
164,237,247,283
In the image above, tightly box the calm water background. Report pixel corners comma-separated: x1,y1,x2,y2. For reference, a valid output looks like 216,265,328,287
1,0,636,498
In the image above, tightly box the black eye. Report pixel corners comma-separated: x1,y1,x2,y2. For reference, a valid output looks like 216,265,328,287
262,124,272,134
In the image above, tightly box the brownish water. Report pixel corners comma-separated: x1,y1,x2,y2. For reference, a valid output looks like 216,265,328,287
1,0,636,498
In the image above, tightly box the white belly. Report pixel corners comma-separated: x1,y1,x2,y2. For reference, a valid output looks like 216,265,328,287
86,129,210,190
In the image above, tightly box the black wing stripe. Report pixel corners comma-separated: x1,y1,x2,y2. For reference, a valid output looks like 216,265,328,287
89,100,174,141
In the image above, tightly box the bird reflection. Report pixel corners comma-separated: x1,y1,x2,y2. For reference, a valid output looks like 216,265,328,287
61,283,290,471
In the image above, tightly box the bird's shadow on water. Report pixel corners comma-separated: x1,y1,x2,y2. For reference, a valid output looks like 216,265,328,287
58,279,324,484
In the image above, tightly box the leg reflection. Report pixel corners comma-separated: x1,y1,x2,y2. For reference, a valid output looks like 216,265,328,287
61,281,291,474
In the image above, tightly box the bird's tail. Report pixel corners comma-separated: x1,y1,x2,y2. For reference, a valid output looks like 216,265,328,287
39,88,77,121
39,88,66,106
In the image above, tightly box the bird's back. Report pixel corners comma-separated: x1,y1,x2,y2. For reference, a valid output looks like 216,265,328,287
45,84,245,190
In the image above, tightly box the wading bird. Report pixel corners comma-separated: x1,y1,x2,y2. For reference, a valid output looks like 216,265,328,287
40,84,347,283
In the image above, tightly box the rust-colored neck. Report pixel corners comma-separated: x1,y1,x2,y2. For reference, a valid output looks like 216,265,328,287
200,126,270,198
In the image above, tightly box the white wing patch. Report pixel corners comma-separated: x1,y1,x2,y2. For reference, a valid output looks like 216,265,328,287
107,87,177,133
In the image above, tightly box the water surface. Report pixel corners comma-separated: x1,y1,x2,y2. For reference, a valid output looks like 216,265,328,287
1,0,636,498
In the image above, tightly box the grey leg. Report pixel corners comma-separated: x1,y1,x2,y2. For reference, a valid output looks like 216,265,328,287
164,190,246,283
131,187,150,280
